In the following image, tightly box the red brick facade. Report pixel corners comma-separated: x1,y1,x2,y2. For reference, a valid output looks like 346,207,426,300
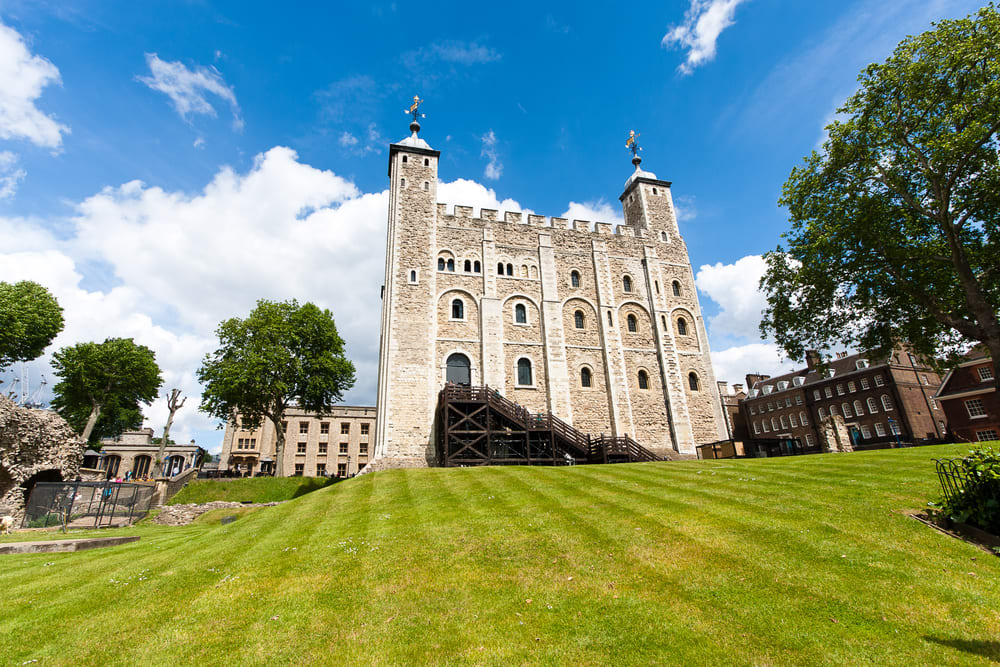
934,355,999,443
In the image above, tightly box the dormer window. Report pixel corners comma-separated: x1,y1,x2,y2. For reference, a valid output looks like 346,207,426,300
856,359,869,369
793,376,805,387
762,385,773,395
777,381,789,391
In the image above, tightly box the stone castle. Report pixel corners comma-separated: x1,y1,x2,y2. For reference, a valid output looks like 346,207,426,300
372,117,727,468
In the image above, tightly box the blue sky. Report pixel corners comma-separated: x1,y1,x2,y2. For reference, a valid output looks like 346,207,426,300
0,0,985,452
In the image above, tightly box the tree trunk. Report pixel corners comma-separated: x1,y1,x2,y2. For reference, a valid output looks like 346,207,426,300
272,412,286,477
80,403,102,443
156,389,186,477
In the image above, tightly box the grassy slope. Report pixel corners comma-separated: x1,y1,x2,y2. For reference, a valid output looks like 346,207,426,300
167,476,338,505
1,444,998,666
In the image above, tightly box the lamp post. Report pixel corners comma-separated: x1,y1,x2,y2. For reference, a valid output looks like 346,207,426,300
887,417,902,448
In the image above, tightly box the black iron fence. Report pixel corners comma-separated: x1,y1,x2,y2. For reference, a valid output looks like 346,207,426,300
22,481,155,530
934,458,969,506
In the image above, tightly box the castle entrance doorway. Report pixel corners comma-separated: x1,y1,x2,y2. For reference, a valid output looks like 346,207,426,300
446,353,471,385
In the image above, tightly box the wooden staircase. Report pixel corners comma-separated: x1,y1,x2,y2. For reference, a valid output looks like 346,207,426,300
436,384,662,467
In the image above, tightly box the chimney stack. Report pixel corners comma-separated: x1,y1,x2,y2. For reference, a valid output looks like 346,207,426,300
805,350,822,370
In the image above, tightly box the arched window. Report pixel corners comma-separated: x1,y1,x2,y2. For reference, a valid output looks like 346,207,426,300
799,411,809,426
627,314,637,332
401,155,407,163
842,402,852,418
688,372,700,391
497,262,504,275
672,281,681,297
580,367,592,388
854,400,865,416
661,231,668,242
517,358,533,386
830,404,839,416
623,275,633,292
447,259,455,272
881,394,893,411
451,299,464,320
574,310,585,329
401,178,406,187
438,258,446,271
515,304,527,324
780,415,788,429
867,397,879,413
464,260,471,272
521,265,529,278
638,370,649,390
818,407,827,420
474,261,481,273
423,181,429,191
446,353,471,385
423,158,429,166
607,311,613,326
530,266,538,279
506,263,513,276
771,417,779,431
409,270,417,283
570,271,580,287
677,317,687,335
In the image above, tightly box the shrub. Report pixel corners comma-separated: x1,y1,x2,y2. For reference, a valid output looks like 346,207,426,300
938,447,1000,534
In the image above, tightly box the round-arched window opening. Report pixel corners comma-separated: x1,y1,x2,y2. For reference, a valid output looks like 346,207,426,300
677,317,688,336
570,271,580,287
451,299,464,320
688,372,700,391
627,314,638,332
447,259,455,272
474,261,481,273
464,260,471,272
438,258,446,271
446,353,471,385
506,263,514,276
517,358,533,386
623,275,633,293
574,310,585,329
672,281,681,297
638,370,649,390
515,303,527,324
581,367,592,388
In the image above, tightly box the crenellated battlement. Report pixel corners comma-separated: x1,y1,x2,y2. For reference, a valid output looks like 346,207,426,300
435,202,653,239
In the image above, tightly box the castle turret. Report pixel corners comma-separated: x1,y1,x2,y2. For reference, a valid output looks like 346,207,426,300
373,114,441,466
619,153,679,241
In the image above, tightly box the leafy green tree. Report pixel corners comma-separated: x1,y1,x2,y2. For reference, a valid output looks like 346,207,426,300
51,338,164,443
0,281,64,369
197,299,356,477
761,5,1000,379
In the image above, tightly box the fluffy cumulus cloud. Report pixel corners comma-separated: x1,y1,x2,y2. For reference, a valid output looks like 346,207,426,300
0,22,69,149
0,151,26,199
696,254,798,383
561,199,624,227
137,53,243,131
436,178,525,217
480,130,502,180
662,0,749,75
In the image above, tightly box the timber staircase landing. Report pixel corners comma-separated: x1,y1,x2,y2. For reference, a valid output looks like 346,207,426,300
436,384,662,467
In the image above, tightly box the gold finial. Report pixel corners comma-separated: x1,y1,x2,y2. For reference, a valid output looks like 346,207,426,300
626,130,642,158
406,95,425,122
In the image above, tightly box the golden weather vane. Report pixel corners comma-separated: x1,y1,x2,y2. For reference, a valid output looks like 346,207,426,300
406,95,425,122
626,129,642,158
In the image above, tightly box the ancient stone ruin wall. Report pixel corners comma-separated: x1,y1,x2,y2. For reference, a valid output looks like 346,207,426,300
0,395,84,521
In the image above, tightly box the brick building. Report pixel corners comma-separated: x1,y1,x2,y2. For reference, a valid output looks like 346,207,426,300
718,381,749,447
740,348,946,450
371,117,727,468
934,352,998,443
220,406,375,477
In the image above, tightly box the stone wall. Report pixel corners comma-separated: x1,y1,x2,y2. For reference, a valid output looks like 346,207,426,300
0,395,83,521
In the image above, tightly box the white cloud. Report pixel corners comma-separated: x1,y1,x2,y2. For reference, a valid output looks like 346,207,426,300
481,130,502,180
695,254,767,340
437,178,525,217
193,136,205,149
673,194,697,223
561,199,623,227
662,0,749,75
339,131,359,147
137,53,243,131
0,151,26,199
402,41,500,70
710,342,796,384
0,22,69,149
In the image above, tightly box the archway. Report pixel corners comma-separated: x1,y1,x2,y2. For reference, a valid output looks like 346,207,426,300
103,455,122,479
20,468,63,504
132,455,152,478
446,353,471,385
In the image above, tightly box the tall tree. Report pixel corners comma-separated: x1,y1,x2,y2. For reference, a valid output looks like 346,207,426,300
0,281,64,369
51,338,164,443
156,388,186,476
198,299,356,477
761,5,1000,379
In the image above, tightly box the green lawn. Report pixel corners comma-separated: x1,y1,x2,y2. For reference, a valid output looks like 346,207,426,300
167,475,338,505
2,444,998,665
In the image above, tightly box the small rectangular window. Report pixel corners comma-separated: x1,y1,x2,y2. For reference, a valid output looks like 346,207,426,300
824,387,833,398
890,421,901,435
297,442,307,454
316,463,326,476
341,423,350,435
361,423,370,435
979,366,995,382
966,398,987,418
976,429,998,441
320,422,330,434
860,378,870,390
873,374,885,386
339,442,349,454
299,422,309,434
795,395,803,405
805,434,815,447
319,442,328,454
860,425,872,439
337,463,347,476
920,374,929,385
294,463,304,476
874,422,886,437
813,390,821,401
359,443,368,455
848,381,856,393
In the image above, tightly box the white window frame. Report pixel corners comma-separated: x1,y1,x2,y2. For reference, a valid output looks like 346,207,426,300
965,398,987,419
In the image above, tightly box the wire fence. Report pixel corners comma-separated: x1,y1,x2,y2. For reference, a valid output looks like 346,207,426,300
22,481,155,530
